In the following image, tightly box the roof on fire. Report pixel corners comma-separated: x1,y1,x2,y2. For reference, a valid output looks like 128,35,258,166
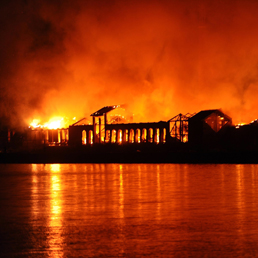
90,104,126,116
189,109,232,122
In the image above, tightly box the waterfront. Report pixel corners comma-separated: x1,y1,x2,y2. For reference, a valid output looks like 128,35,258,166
0,164,258,257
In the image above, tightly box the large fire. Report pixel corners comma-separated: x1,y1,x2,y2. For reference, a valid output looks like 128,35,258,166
1,0,258,129
29,117,77,130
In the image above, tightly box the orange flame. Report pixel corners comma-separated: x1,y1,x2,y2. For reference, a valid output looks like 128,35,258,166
29,117,75,130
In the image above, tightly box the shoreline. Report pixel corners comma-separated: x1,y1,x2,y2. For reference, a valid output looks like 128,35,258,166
1,145,258,164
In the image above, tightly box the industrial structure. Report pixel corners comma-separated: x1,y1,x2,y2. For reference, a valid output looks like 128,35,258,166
68,105,233,148
69,105,169,146
4,105,258,153
188,109,232,148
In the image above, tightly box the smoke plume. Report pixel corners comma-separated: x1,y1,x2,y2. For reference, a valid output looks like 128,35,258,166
1,0,258,128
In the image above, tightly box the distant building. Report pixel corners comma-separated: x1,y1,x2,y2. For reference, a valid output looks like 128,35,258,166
69,105,169,146
8,107,258,153
188,109,232,148
232,120,258,151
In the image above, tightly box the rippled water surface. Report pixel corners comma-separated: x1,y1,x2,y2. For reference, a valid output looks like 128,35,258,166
0,164,258,257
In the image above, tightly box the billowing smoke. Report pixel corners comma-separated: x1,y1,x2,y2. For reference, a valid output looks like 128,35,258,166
1,0,258,129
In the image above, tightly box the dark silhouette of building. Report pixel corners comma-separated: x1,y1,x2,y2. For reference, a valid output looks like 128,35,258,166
69,105,169,146
188,109,232,149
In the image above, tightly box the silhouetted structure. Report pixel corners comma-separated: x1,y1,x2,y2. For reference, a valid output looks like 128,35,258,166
2,106,258,163
169,113,194,143
4,106,258,157
231,119,258,151
69,105,169,146
26,128,69,147
188,109,232,148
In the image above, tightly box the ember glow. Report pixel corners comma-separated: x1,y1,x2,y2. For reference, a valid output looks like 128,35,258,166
29,117,76,130
1,0,258,128
235,123,247,129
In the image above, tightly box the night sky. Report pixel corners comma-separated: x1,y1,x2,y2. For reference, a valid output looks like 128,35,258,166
1,0,258,128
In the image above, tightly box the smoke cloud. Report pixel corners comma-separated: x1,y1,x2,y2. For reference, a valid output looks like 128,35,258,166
1,0,258,128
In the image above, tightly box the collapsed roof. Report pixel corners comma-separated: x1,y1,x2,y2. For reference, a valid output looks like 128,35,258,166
189,109,232,122
90,104,126,117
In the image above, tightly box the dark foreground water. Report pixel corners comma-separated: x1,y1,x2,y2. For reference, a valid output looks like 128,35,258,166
0,164,258,257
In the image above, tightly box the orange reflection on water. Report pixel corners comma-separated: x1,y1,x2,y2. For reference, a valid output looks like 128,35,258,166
235,164,246,247
119,165,124,219
48,164,64,257
50,164,61,173
156,165,161,220
236,164,245,211
137,165,143,217
251,165,258,211
51,175,61,214
31,164,39,220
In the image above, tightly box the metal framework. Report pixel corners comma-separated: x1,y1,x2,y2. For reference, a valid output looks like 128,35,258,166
168,113,194,142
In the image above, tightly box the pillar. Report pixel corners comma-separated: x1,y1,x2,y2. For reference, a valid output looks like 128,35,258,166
93,116,96,144
99,117,101,143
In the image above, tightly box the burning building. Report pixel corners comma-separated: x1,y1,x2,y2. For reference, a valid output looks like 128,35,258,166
2,104,258,164
69,105,169,146
68,106,233,149
3,104,258,159
11,106,236,149
188,109,232,148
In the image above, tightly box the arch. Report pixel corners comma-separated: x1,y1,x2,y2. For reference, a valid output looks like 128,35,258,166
123,129,129,143
88,130,93,144
99,118,104,143
48,130,53,143
117,129,123,144
141,128,147,142
65,129,69,141
105,130,111,143
162,128,166,143
154,128,160,143
111,129,117,143
52,130,58,143
82,130,87,145
45,130,49,142
61,129,66,143
148,128,153,143
129,129,134,143
57,130,61,143
135,128,141,143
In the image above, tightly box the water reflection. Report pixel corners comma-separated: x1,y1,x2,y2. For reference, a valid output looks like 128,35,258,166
119,165,124,219
236,164,245,211
48,164,64,257
156,165,161,220
137,164,143,218
16,164,258,257
31,164,39,221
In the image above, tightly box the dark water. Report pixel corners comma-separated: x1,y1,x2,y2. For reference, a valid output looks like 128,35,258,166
0,164,258,257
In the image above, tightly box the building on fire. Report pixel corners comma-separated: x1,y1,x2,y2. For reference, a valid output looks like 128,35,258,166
188,109,232,148
6,104,258,152
68,105,233,148
69,105,169,146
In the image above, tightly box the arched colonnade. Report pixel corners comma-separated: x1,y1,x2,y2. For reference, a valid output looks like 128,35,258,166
81,122,169,145
106,126,167,144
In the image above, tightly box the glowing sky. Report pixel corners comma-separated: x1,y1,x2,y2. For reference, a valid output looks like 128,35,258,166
1,0,258,128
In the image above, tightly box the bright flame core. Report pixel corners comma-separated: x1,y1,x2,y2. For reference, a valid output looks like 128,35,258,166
29,117,73,129
235,123,246,129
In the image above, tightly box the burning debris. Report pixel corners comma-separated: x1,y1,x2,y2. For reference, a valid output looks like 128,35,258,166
1,104,258,155
29,117,76,130
27,117,72,146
